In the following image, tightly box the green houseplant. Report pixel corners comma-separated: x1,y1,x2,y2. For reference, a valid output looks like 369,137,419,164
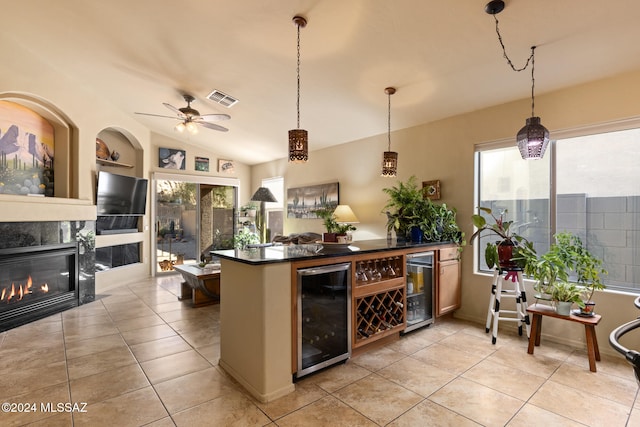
316,207,356,242
517,232,607,315
382,176,464,245
470,207,532,270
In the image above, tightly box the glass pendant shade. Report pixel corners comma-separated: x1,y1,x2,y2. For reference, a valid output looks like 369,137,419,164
185,121,198,134
517,116,549,160
381,151,398,177
175,122,186,133
288,129,308,163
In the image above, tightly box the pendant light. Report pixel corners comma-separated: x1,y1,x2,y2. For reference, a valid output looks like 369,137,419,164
381,87,398,177
289,15,308,163
485,0,549,160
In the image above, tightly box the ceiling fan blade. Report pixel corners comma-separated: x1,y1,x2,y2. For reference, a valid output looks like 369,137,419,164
197,121,229,132
135,112,180,120
199,113,231,122
163,102,184,117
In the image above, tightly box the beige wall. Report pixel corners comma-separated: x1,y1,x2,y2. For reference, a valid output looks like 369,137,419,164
252,69,640,355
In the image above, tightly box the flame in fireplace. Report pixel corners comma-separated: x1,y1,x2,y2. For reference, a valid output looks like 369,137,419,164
1,276,47,304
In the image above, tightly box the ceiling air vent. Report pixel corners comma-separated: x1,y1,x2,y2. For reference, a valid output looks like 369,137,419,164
207,89,239,108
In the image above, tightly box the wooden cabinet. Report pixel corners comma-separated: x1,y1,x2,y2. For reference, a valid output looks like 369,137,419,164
352,253,406,349
436,247,461,316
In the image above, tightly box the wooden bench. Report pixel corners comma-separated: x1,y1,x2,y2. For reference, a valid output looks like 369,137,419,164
173,264,221,307
526,303,601,372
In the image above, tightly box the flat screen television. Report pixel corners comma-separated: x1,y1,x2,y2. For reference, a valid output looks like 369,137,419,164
96,171,148,216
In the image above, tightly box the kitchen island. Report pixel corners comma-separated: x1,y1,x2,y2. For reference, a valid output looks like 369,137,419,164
213,239,460,403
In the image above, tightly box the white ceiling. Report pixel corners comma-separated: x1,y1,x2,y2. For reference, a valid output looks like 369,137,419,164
4,0,640,165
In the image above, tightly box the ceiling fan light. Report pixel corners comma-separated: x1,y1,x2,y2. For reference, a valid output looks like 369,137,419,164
381,151,398,177
186,121,198,134
175,122,186,133
289,129,308,163
517,116,549,160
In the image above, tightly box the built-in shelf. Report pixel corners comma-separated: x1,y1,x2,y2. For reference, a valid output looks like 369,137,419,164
96,158,133,168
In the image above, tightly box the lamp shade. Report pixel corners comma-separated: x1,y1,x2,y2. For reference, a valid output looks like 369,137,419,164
333,205,359,223
517,116,549,160
250,187,278,203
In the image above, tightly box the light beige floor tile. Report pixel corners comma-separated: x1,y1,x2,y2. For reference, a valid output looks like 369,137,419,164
255,380,328,420
62,322,120,343
158,308,211,323
0,339,66,372
130,334,193,362
61,313,113,329
195,343,220,365
2,329,64,349
567,348,633,379
64,333,127,360
429,377,524,426
333,374,423,425
303,360,372,393
529,380,630,426
388,399,481,427
151,300,190,313
462,359,546,401
507,403,584,427
277,395,377,426
120,323,177,345
73,386,168,427
141,349,212,384
179,327,220,348
378,356,456,398
549,361,637,407
0,359,68,400
25,412,73,427
438,330,500,357
387,330,435,354
351,345,407,371
113,313,166,332
172,389,271,427
70,363,150,405
144,417,178,427
0,382,69,427
628,407,640,427
411,342,485,375
67,345,137,381
154,367,235,414
486,345,562,378
107,305,158,322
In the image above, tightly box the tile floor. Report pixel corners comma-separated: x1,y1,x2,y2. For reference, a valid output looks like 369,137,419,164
0,274,638,427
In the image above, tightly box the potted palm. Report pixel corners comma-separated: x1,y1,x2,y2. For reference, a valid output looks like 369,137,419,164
470,207,532,271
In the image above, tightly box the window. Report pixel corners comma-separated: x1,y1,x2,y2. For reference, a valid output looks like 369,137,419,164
475,124,640,293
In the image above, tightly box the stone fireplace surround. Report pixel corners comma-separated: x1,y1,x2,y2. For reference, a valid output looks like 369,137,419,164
0,220,95,331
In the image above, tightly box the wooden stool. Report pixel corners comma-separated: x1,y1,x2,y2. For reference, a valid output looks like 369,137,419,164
486,270,530,344
526,303,602,372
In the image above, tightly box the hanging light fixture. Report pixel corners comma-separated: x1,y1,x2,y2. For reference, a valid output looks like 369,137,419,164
289,15,308,163
381,87,398,177
485,0,549,160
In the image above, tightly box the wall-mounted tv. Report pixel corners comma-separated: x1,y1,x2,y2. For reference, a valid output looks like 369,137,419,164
96,171,148,216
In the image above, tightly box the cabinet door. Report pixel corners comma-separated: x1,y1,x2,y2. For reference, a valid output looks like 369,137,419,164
437,259,460,316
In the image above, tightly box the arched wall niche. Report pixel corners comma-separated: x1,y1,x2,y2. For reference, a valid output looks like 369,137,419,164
96,127,144,175
0,91,77,198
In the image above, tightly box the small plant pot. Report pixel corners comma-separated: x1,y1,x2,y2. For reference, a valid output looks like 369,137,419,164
323,233,337,242
580,301,596,315
410,226,423,243
555,301,573,316
497,240,519,270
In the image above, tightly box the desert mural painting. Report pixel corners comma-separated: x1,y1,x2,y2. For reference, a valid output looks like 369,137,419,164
0,100,54,196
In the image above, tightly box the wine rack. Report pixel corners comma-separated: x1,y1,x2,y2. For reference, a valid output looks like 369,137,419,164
355,287,405,344
355,256,403,285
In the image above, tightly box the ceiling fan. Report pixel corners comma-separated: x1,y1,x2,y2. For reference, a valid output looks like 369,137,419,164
135,94,230,134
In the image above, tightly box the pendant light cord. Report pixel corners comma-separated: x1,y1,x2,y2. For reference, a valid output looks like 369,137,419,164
296,22,301,129
387,92,391,151
491,14,537,117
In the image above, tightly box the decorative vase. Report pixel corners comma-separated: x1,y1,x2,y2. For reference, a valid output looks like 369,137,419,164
410,226,423,243
555,301,573,316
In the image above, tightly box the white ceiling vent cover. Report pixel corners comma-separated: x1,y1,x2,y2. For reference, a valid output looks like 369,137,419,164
207,90,239,108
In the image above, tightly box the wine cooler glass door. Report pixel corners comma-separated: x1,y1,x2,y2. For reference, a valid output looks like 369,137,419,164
405,251,434,332
296,262,351,379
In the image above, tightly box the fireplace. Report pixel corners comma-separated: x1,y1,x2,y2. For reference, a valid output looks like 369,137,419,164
0,243,79,332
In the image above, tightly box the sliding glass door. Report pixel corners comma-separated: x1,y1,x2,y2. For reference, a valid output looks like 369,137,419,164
152,173,238,275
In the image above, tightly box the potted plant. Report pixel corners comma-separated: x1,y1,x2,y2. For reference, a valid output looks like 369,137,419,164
517,232,607,315
551,281,585,316
470,207,532,271
382,176,464,245
316,207,356,242
233,227,259,249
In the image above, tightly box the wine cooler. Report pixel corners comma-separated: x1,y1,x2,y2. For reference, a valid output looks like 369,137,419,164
296,262,351,379
405,251,435,332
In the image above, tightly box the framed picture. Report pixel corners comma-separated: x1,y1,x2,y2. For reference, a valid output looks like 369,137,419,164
422,180,441,200
218,159,235,174
195,156,209,172
287,182,339,219
159,148,186,170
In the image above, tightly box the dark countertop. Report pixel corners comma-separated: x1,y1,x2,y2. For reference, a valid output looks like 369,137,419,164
212,239,453,265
